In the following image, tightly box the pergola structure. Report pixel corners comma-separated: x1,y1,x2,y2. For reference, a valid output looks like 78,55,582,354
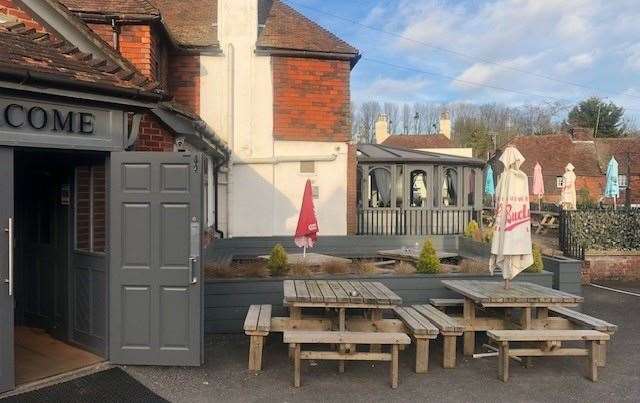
356,144,485,235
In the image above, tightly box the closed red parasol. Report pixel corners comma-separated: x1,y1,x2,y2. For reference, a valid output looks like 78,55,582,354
294,180,318,255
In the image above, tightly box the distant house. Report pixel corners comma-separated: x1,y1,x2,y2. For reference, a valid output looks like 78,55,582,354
489,128,640,206
374,112,474,158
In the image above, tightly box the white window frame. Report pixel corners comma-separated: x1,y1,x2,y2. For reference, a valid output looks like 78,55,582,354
618,174,628,189
556,176,564,188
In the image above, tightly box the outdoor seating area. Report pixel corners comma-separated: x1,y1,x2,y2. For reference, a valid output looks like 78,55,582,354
243,279,617,388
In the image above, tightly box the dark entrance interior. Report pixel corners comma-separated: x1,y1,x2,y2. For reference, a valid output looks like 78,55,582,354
13,149,106,385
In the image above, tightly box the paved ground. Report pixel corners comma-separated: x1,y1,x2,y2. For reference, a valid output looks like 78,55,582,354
124,283,640,403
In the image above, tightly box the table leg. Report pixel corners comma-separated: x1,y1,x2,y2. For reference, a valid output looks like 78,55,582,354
289,307,302,359
463,298,476,356
522,307,533,368
339,308,346,373
370,309,382,353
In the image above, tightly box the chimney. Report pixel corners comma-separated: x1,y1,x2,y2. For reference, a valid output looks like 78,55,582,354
375,114,390,144
439,111,451,139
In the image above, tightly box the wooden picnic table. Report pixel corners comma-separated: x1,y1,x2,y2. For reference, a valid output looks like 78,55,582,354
441,280,584,355
530,210,559,234
282,280,405,374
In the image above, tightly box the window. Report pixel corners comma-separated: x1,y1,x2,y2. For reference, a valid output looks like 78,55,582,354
556,176,564,188
368,167,392,208
619,174,628,189
466,169,476,206
75,164,106,253
409,170,428,207
442,168,458,206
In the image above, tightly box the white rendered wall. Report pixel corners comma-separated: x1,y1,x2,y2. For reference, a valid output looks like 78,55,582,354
200,0,348,237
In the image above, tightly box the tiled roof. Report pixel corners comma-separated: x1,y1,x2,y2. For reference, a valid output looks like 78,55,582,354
505,134,602,177
257,0,359,57
382,134,456,149
0,18,160,96
59,0,159,17
595,137,640,175
149,0,218,48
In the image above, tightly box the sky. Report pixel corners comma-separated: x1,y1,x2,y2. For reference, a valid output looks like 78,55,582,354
284,0,640,121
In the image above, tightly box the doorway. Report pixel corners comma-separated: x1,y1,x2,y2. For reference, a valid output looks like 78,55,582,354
13,149,106,386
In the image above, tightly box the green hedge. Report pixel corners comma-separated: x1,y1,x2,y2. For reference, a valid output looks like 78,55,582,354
569,209,640,251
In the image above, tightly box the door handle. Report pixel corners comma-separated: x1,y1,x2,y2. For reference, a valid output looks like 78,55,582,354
4,218,13,296
189,257,198,285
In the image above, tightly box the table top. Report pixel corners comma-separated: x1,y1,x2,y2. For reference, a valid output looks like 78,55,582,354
441,280,583,306
283,279,402,307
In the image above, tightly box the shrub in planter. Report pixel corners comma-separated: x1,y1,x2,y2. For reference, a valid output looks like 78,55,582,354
525,244,544,273
416,239,441,274
464,220,480,238
267,244,289,276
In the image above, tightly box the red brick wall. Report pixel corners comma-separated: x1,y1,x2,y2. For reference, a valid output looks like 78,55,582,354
534,176,604,204
583,254,640,282
87,23,114,47
0,0,48,32
134,113,174,151
346,143,357,235
118,24,155,80
272,57,351,142
168,54,200,115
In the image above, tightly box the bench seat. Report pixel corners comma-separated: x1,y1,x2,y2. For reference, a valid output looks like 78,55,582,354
429,298,464,308
244,304,272,370
411,304,464,369
487,329,610,382
393,307,438,373
548,307,617,333
284,331,410,388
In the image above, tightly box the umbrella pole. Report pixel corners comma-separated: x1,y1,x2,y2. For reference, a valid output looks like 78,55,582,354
538,195,542,211
303,246,306,259
504,278,511,289
614,197,617,210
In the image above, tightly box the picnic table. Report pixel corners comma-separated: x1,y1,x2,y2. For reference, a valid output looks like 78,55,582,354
281,280,408,387
441,280,584,355
283,279,403,329
530,210,559,234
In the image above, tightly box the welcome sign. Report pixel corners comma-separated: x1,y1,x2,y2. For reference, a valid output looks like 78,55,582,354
0,95,125,151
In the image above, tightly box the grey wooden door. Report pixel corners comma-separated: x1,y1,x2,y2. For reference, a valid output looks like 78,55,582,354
0,147,14,393
109,152,203,366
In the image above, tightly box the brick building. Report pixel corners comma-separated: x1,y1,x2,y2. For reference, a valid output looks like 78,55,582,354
0,0,230,391
490,129,640,206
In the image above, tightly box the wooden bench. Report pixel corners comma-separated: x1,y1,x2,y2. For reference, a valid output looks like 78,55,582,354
244,304,272,370
429,298,464,312
548,307,617,366
412,305,464,368
487,330,610,382
394,307,439,373
283,331,411,388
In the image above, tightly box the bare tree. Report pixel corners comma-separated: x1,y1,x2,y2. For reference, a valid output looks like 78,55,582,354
358,101,382,143
383,102,399,134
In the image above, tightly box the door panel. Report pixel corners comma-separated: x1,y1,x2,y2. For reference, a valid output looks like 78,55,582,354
0,147,14,393
110,152,203,366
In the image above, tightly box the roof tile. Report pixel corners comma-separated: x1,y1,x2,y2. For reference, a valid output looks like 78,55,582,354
257,0,358,56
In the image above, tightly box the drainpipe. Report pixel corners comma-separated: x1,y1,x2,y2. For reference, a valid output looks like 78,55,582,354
110,17,120,51
213,160,226,238
226,43,235,238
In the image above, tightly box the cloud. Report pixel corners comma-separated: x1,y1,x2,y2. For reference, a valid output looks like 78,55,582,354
555,52,597,74
625,44,640,72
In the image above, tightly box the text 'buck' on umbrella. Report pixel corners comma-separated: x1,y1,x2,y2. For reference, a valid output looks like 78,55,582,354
490,146,533,289
294,179,319,258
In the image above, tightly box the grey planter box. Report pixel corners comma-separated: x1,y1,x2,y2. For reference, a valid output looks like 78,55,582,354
204,271,553,334
543,255,583,295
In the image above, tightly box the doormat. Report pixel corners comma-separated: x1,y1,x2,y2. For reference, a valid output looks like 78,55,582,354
1,368,168,403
